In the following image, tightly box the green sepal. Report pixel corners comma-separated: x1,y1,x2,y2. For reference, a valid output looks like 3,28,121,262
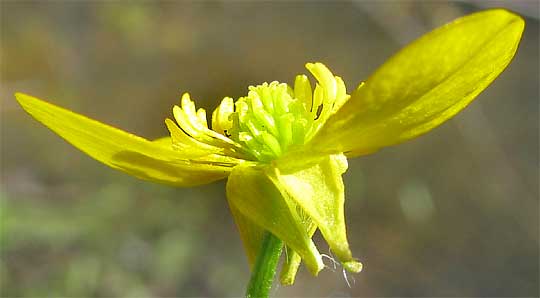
280,247,303,285
226,165,324,275
228,202,265,266
270,153,357,265
280,221,317,285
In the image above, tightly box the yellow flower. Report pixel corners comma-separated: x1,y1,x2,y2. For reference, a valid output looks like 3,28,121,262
15,9,523,285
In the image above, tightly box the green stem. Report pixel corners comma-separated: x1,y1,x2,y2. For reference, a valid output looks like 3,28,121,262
245,231,283,298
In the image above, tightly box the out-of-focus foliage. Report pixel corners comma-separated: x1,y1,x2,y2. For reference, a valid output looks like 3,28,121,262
1,1,538,297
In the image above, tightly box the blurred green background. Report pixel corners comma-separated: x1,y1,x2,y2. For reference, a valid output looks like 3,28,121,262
1,1,538,297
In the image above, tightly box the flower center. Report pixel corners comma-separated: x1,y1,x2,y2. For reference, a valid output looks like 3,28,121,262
168,63,349,163
227,82,312,162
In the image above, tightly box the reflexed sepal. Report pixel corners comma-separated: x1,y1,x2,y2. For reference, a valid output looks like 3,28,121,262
271,153,359,268
280,220,317,285
228,203,265,266
226,165,325,275
280,247,302,285
227,153,361,284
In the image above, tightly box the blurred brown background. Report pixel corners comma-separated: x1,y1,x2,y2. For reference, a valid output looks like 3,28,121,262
1,1,538,297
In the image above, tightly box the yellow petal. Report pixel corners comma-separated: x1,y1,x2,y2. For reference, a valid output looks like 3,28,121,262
151,136,172,147
15,93,233,186
226,164,324,275
312,9,524,157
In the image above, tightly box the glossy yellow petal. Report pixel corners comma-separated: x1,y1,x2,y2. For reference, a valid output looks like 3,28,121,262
226,164,324,275
312,9,524,157
15,93,233,186
151,136,172,147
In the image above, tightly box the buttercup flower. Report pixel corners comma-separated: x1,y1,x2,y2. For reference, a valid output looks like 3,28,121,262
15,9,523,290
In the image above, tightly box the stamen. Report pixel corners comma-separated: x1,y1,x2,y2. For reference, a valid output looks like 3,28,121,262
333,76,349,112
211,97,234,135
196,108,208,129
306,62,337,100
312,84,324,115
294,75,312,111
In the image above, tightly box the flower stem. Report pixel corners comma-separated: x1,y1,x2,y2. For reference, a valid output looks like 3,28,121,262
245,231,283,298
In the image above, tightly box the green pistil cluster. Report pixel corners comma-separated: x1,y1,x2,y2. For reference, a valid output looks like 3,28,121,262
229,82,313,162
